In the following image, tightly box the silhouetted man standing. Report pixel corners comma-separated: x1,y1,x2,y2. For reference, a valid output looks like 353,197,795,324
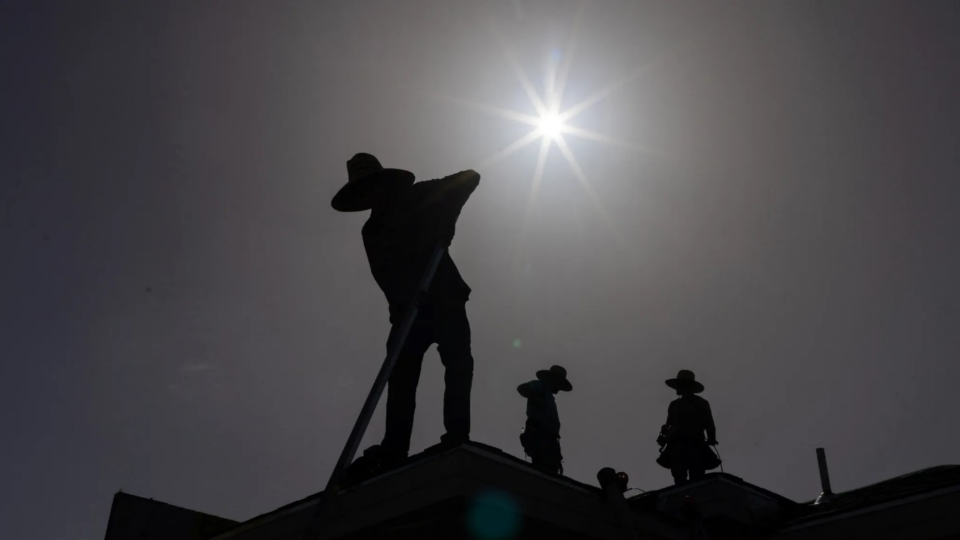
656,370,720,484
332,153,480,469
518,365,572,474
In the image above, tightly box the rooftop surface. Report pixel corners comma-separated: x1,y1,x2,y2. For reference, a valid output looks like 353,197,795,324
104,492,239,540
105,441,960,540
239,440,603,526
209,440,686,540
784,464,960,527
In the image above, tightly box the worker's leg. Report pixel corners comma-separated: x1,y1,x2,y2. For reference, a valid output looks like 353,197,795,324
436,303,473,444
671,467,688,485
689,468,706,481
531,454,561,474
381,319,434,459
539,436,563,475
524,429,562,474
520,429,532,457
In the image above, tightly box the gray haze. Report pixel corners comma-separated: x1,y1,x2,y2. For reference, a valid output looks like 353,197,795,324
2,1,959,538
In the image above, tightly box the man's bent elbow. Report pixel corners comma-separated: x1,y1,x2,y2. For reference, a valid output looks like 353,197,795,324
461,170,481,190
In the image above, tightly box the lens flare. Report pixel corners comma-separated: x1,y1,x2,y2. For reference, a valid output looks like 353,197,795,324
431,2,659,263
538,111,564,140
467,489,520,540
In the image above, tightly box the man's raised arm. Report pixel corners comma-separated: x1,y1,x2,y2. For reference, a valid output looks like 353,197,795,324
518,381,544,400
415,169,481,244
433,169,481,210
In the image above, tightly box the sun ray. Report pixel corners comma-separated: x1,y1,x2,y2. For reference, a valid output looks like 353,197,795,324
544,53,558,108
559,48,677,124
509,56,549,117
558,68,644,124
490,22,549,116
560,125,663,156
549,1,587,112
516,136,553,264
559,50,674,124
474,127,543,171
553,135,627,250
461,5,661,266
426,91,541,127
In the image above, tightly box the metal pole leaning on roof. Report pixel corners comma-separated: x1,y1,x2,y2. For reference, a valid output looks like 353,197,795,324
324,242,447,493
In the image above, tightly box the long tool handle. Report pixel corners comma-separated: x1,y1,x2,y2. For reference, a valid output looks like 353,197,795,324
324,243,447,492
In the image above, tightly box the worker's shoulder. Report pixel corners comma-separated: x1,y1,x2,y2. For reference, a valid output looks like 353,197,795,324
671,394,710,405
689,395,712,408
518,379,543,394
361,214,382,235
460,169,481,183
437,170,481,188
407,179,434,195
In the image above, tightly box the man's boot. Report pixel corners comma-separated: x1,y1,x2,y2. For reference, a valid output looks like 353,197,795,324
343,445,384,486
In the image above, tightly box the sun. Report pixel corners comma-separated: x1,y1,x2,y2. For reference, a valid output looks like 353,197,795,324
538,110,564,141
429,2,659,261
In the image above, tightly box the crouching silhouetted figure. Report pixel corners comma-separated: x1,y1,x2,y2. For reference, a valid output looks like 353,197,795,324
656,370,720,485
518,365,572,475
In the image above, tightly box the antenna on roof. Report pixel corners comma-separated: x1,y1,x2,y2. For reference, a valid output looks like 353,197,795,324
814,447,836,504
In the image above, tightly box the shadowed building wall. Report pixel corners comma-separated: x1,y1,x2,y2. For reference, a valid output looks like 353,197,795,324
103,492,238,540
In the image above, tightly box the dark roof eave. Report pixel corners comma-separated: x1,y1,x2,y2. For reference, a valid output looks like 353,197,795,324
779,481,960,531
226,441,604,530
627,472,799,509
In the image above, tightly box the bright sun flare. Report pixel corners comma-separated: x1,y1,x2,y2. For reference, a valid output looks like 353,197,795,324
432,2,658,261
538,111,564,140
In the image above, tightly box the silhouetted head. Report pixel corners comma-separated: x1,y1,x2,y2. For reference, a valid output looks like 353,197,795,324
541,379,561,394
536,365,572,393
665,370,704,395
331,153,414,212
365,177,409,213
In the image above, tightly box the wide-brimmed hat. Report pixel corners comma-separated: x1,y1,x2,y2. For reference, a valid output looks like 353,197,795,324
665,370,704,393
331,153,415,212
537,365,573,392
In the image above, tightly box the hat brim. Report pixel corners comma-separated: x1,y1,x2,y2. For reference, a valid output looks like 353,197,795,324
665,378,704,393
331,169,415,212
537,370,573,392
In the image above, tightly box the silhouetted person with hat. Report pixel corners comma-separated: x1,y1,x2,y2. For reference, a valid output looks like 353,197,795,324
518,365,572,475
332,153,480,470
656,370,720,485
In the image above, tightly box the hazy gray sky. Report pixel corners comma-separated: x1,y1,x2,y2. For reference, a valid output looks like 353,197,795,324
3,1,959,538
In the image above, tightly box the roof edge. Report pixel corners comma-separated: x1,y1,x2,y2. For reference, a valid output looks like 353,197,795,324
628,472,798,508
110,491,239,523
779,481,960,532
207,442,602,540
